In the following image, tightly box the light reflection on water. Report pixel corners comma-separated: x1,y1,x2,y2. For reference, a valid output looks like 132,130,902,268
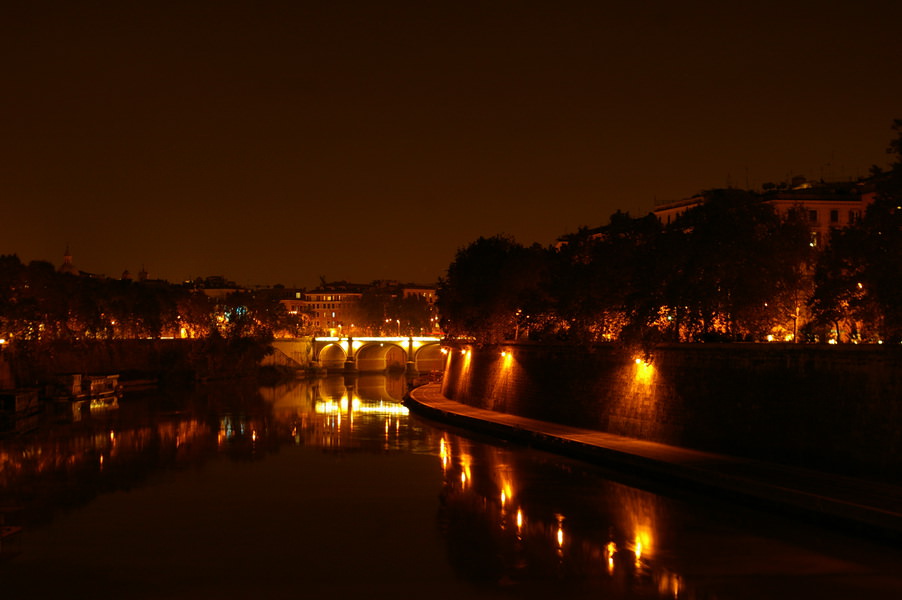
435,431,685,597
0,374,428,517
1,374,901,598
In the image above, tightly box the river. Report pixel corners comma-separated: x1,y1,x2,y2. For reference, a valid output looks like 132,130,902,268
1,373,901,599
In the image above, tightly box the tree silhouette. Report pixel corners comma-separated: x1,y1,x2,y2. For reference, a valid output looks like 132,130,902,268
811,120,902,341
438,235,549,343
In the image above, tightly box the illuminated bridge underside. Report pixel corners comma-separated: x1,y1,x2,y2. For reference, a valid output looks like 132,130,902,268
313,337,444,372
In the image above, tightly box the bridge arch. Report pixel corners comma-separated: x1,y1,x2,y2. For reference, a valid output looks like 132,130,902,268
317,342,348,370
412,342,444,372
355,343,407,372
312,337,444,373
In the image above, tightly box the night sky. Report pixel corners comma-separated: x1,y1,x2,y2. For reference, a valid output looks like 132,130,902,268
3,1,901,288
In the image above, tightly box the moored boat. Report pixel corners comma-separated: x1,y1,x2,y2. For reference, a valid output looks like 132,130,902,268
85,374,122,410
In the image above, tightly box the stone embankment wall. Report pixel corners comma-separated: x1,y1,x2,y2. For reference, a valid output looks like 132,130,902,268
263,339,313,369
441,342,902,482
3,338,269,387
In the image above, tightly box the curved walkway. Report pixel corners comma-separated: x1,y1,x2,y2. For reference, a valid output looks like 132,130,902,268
406,383,902,542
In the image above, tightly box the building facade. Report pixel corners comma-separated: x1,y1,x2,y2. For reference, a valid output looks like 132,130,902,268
651,178,875,246
280,281,439,337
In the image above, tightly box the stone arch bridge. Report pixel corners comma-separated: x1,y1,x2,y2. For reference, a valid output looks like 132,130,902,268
313,336,444,373
265,337,445,373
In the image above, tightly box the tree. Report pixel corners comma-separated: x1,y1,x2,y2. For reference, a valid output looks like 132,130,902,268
216,290,296,341
0,255,25,341
549,212,660,343
438,235,549,343
390,293,434,336
657,189,811,341
548,227,608,341
808,226,870,341
864,120,902,339
812,120,902,341
356,286,396,334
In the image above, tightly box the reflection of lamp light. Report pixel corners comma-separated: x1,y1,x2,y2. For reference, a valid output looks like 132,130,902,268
460,453,472,487
631,526,653,567
439,437,449,468
555,514,565,550
606,541,617,574
500,478,513,508
662,572,682,597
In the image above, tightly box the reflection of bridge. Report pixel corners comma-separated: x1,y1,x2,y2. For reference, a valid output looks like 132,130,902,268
312,336,444,373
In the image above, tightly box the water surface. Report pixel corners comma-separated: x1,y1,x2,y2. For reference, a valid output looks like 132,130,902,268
1,374,901,599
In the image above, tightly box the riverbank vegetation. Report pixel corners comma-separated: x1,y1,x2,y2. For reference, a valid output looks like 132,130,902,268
0,269,300,385
438,121,902,346
0,265,298,345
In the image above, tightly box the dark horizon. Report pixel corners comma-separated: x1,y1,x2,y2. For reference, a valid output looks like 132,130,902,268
4,1,901,288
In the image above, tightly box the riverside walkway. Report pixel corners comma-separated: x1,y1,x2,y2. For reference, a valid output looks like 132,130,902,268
406,383,902,541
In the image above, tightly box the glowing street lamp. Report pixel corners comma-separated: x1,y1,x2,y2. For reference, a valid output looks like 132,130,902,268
384,318,400,336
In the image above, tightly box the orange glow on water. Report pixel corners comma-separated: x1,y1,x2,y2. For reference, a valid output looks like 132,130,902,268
606,541,617,574
501,482,513,506
555,514,565,550
439,436,450,471
659,571,682,598
629,525,654,567
459,452,472,487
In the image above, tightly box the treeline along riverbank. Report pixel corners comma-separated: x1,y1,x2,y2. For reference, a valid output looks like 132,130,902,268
441,342,902,484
